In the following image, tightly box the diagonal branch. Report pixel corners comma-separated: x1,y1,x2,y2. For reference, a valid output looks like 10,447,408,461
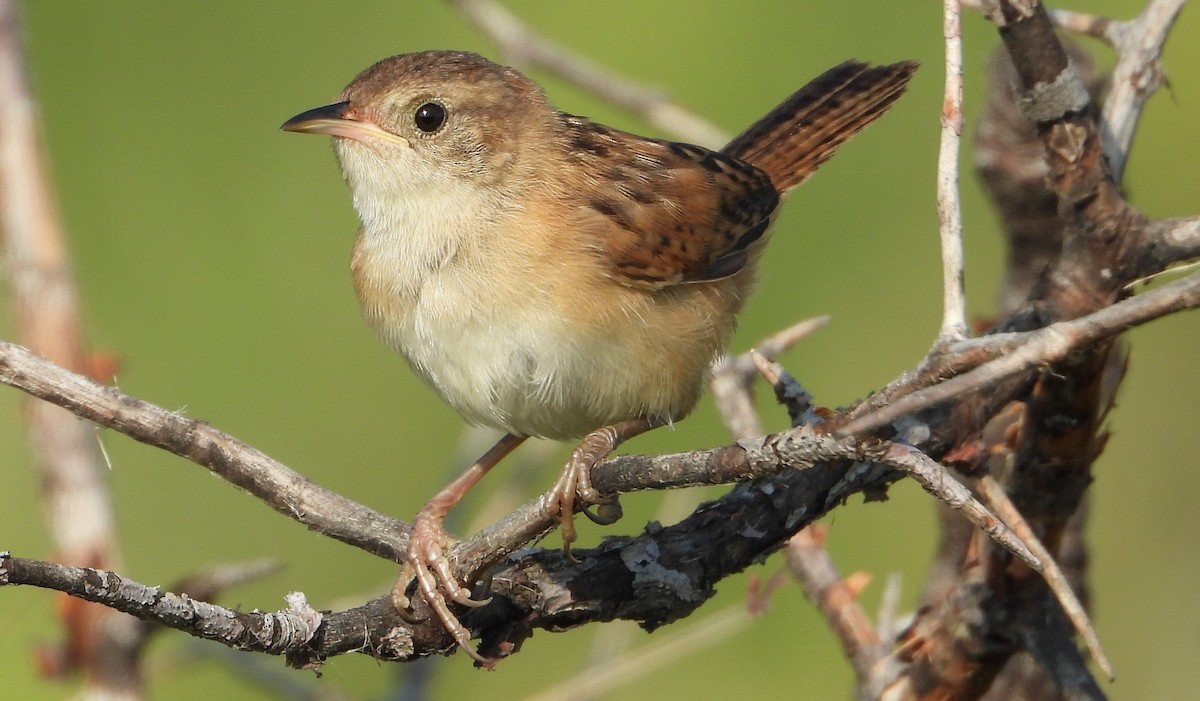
446,0,728,147
0,339,410,563
840,269,1200,436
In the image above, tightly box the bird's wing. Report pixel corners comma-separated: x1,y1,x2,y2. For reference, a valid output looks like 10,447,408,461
561,116,779,291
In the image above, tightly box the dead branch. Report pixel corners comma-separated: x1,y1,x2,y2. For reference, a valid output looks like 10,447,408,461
0,340,410,563
446,0,727,148
0,0,134,695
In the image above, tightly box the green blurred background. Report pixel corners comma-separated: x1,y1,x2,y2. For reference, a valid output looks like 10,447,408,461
2,1,1197,699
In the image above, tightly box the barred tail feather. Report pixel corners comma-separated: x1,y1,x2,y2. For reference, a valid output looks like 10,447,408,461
723,61,918,193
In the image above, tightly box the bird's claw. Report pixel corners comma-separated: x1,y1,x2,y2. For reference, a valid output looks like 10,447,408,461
547,426,628,559
391,510,496,666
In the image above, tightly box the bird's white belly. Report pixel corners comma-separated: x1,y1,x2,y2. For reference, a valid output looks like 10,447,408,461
355,236,646,440
400,286,647,439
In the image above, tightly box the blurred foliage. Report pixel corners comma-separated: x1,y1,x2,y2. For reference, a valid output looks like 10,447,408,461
1,1,1197,699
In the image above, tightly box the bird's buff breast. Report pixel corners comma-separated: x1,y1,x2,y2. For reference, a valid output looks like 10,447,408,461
350,219,713,441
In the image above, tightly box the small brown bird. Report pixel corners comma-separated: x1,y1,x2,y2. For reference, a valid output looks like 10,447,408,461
283,50,915,664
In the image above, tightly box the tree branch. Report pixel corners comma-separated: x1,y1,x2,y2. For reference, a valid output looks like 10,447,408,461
446,0,728,147
839,269,1200,437
0,339,410,563
935,0,969,343
0,554,324,656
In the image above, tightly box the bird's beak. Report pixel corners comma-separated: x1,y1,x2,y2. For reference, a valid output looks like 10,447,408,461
280,101,407,146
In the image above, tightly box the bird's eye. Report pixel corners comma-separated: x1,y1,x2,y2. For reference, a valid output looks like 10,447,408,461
413,102,447,133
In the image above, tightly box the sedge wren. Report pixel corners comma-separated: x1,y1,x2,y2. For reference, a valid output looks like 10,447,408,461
283,50,915,664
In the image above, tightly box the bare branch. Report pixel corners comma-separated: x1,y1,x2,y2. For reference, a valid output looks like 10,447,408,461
975,477,1112,681
784,528,887,680
709,316,828,440
935,0,969,343
446,0,728,147
0,339,410,563
1100,0,1185,181
2,331,1049,667
881,442,1038,569
871,1,1183,695
838,270,1200,436
0,554,324,656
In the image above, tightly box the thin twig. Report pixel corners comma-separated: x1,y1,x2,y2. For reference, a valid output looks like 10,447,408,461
784,527,887,678
447,0,728,147
975,477,1114,681
1100,0,1185,181
879,443,1039,570
709,356,765,441
710,316,829,440
838,269,1200,436
0,340,410,562
935,0,969,343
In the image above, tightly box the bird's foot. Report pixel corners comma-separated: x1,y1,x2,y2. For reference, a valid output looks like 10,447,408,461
546,424,628,559
391,508,496,668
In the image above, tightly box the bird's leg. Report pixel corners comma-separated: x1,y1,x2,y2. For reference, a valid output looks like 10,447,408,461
392,432,526,666
547,417,663,558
